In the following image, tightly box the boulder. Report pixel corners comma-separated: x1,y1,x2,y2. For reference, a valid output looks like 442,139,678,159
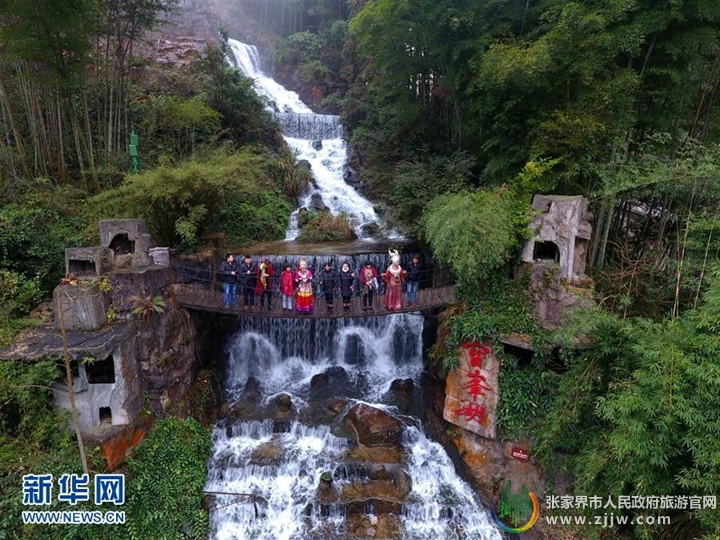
298,159,312,171
345,403,402,446
312,140,323,150
309,193,328,212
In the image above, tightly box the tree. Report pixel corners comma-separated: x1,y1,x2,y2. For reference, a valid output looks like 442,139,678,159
423,187,527,284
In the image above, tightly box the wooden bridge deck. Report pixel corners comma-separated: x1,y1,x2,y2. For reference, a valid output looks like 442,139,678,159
173,283,455,318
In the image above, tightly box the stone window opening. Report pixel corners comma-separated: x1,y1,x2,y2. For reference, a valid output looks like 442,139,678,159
86,354,115,384
533,240,560,263
67,259,96,277
109,233,134,255
99,407,112,424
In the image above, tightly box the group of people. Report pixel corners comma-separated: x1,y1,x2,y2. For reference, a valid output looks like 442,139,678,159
219,251,425,314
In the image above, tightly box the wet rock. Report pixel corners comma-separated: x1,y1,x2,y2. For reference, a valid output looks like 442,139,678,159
345,403,402,446
275,393,292,410
359,223,381,238
309,193,328,212
343,166,362,185
312,140,323,150
327,399,348,416
320,471,333,484
347,445,403,464
392,470,412,497
298,159,312,170
310,373,329,388
326,365,349,382
390,378,414,392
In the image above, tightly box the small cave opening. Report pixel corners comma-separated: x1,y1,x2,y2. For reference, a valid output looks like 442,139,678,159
109,233,134,256
99,407,112,424
533,240,560,263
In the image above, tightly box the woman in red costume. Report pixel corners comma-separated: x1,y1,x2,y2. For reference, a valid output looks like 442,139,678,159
295,259,314,313
383,250,407,311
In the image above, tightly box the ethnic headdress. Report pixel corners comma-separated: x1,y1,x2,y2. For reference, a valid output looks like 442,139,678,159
389,249,400,264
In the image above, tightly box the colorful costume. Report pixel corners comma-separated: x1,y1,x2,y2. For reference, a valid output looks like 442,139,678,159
383,251,407,311
295,260,314,313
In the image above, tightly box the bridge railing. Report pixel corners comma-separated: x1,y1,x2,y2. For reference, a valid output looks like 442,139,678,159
169,259,455,313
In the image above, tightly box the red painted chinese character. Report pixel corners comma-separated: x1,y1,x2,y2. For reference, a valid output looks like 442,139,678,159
456,401,486,424
462,342,491,368
464,369,491,400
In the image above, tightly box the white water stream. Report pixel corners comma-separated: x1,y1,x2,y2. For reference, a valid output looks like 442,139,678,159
226,39,395,242
205,314,502,540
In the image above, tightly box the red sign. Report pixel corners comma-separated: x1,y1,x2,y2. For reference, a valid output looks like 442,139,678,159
511,447,529,461
462,342,492,368
455,401,487,424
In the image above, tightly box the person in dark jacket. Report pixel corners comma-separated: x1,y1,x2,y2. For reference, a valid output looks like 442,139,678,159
406,255,423,306
238,255,258,309
219,253,237,308
337,261,355,313
319,262,337,312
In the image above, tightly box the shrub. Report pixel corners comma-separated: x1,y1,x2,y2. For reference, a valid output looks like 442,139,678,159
297,212,357,243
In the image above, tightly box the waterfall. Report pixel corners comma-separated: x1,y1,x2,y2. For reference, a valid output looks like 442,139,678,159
205,314,502,540
226,38,399,242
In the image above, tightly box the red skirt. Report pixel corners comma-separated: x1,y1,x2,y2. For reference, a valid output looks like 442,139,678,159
296,291,314,312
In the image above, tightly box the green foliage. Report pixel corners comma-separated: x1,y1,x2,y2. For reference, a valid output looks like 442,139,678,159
0,270,42,318
423,188,528,285
135,95,221,161
122,418,212,540
85,147,293,249
0,179,87,294
538,271,720,539
384,152,474,237
130,295,166,321
497,357,558,440
197,37,281,150
297,212,357,243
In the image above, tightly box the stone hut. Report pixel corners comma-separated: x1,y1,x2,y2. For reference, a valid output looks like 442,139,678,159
521,195,592,282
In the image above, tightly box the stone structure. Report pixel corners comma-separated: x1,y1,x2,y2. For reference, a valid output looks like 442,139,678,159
443,342,499,440
65,247,110,277
53,282,107,331
99,219,153,268
521,195,592,282
51,323,143,431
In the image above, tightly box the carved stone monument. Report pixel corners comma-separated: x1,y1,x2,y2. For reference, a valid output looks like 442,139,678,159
521,195,593,281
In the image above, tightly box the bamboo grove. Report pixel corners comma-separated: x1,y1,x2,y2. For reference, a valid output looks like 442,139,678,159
0,0,178,189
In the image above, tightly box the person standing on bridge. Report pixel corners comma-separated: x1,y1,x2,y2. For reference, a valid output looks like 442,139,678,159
338,261,355,313
239,255,258,310
319,261,337,313
256,258,274,311
406,254,423,307
280,263,295,312
295,259,314,313
219,253,237,308
383,250,407,311
360,260,378,312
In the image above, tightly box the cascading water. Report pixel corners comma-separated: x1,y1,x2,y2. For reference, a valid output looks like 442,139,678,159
205,314,503,540
226,39,396,242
